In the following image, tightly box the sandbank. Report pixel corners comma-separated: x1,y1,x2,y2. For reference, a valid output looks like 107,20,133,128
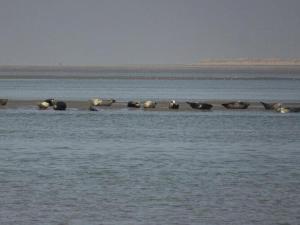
1,99,300,112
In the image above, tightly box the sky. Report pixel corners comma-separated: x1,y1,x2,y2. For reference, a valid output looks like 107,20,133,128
0,0,300,65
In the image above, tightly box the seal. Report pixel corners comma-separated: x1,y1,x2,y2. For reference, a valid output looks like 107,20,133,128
169,100,179,109
260,102,282,110
127,101,141,108
53,101,67,110
90,98,116,106
143,100,157,109
222,101,249,109
0,99,8,106
44,98,55,106
38,101,50,110
186,102,213,110
276,106,300,113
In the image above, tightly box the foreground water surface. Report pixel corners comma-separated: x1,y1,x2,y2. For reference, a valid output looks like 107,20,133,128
0,109,300,225
1,78,300,101
1,69,300,225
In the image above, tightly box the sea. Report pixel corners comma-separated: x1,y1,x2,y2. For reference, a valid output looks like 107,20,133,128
0,68,300,225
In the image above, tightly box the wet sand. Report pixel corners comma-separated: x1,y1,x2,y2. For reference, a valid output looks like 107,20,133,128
1,99,300,112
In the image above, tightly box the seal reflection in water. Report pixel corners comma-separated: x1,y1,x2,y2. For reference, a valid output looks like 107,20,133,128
169,100,179,109
222,101,250,109
90,98,116,106
186,102,213,110
143,100,157,109
0,99,8,106
128,101,141,108
89,106,98,111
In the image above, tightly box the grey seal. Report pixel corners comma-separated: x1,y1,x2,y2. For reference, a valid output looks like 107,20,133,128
186,102,213,110
260,101,282,110
0,99,8,106
169,100,179,109
143,100,157,109
53,101,67,110
222,101,249,109
90,98,116,106
128,101,141,108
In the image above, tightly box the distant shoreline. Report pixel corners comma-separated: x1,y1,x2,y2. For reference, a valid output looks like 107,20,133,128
1,63,300,70
2,58,300,70
196,58,300,66
1,64,300,79
1,64,300,71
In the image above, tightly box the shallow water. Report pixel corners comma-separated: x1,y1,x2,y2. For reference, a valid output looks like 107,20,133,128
0,109,300,225
1,78,300,101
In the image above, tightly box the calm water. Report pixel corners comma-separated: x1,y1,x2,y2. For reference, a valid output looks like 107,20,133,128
0,78,300,101
1,70,300,225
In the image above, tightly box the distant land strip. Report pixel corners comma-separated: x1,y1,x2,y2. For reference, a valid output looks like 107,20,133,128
1,61,300,79
196,58,300,66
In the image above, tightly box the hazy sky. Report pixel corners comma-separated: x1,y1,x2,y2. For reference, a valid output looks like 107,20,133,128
1,0,300,65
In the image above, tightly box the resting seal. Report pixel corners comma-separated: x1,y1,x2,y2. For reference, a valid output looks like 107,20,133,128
90,98,116,106
143,100,157,109
260,102,282,110
276,106,300,113
128,101,141,108
38,101,50,110
53,101,67,110
44,98,55,106
222,101,249,109
186,102,213,110
169,100,179,109
0,99,8,106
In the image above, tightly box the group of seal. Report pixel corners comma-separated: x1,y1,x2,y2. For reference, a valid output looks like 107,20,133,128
185,101,250,110
35,99,300,113
89,99,180,110
88,99,249,111
89,99,159,111
1,98,300,113
38,99,67,110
